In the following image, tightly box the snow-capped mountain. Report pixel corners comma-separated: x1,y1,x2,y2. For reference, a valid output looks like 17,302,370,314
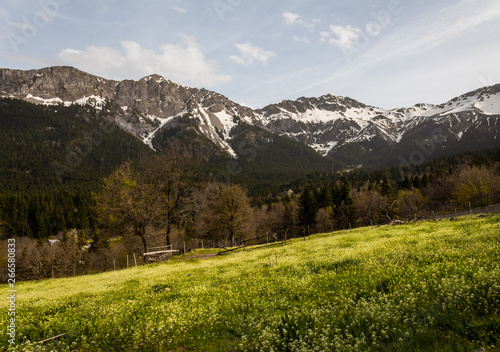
255,85,500,157
1,66,499,164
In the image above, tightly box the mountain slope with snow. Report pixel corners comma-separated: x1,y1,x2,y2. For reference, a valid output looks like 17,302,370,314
254,84,500,158
0,67,257,157
1,66,499,165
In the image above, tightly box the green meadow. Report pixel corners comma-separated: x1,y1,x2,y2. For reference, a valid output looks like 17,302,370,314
1,215,499,352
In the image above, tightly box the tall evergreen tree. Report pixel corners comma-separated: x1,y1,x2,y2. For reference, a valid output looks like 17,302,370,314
317,187,333,209
340,179,354,205
335,180,356,229
298,185,317,229
380,176,393,197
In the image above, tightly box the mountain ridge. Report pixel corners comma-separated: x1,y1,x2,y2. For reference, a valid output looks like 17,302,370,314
1,66,499,164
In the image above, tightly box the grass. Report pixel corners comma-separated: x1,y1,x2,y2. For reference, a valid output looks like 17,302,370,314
1,215,499,351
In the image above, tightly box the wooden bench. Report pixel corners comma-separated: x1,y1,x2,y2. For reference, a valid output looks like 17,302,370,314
144,245,180,262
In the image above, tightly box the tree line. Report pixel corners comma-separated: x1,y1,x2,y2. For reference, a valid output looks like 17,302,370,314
0,191,95,239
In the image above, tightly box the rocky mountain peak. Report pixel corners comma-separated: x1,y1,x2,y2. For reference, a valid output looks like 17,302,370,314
0,66,499,161
0,66,117,102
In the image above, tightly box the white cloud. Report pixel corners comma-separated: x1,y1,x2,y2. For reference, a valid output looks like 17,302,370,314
172,6,187,13
320,25,361,50
367,0,500,61
57,36,232,87
229,42,275,65
283,12,301,25
282,11,319,31
293,36,311,44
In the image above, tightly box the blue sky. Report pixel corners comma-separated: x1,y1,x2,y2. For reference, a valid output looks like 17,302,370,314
1,0,500,109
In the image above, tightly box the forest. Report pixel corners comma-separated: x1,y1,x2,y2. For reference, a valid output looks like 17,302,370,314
1,145,499,281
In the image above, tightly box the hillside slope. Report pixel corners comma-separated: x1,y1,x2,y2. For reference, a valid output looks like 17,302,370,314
0,98,151,192
1,215,499,351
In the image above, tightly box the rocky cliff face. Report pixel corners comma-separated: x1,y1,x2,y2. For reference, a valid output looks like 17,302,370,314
0,66,117,101
1,66,499,162
0,66,256,156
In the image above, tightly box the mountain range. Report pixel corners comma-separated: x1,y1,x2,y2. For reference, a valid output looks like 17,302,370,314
1,66,499,169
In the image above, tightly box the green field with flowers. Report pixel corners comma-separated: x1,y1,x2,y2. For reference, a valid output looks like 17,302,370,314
1,215,500,352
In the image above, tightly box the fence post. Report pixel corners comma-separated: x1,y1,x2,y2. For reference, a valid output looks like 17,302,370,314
127,255,129,268
370,219,374,229
469,202,472,219
113,258,116,271
349,223,352,233
183,241,186,254
330,222,334,235
133,252,137,267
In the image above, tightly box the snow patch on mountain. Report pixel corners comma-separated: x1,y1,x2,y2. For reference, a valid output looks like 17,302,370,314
192,107,237,158
24,93,106,110
474,93,500,115
213,109,237,140
75,95,107,109
143,116,176,151
310,141,339,155
25,94,67,106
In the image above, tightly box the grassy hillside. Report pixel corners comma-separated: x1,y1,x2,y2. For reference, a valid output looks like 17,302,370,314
1,215,499,352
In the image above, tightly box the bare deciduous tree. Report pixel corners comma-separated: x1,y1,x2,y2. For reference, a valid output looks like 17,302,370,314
354,189,390,226
396,188,426,221
453,164,500,208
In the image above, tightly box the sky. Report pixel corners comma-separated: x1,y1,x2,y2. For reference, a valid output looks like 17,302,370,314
1,0,500,109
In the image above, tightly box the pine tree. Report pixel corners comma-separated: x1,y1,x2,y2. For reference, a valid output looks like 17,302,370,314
421,174,429,188
89,230,108,253
401,176,412,189
334,180,356,229
380,176,392,196
412,175,422,189
298,185,317,229
340,179,353,205
35,212,48,238
317,187,333,209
